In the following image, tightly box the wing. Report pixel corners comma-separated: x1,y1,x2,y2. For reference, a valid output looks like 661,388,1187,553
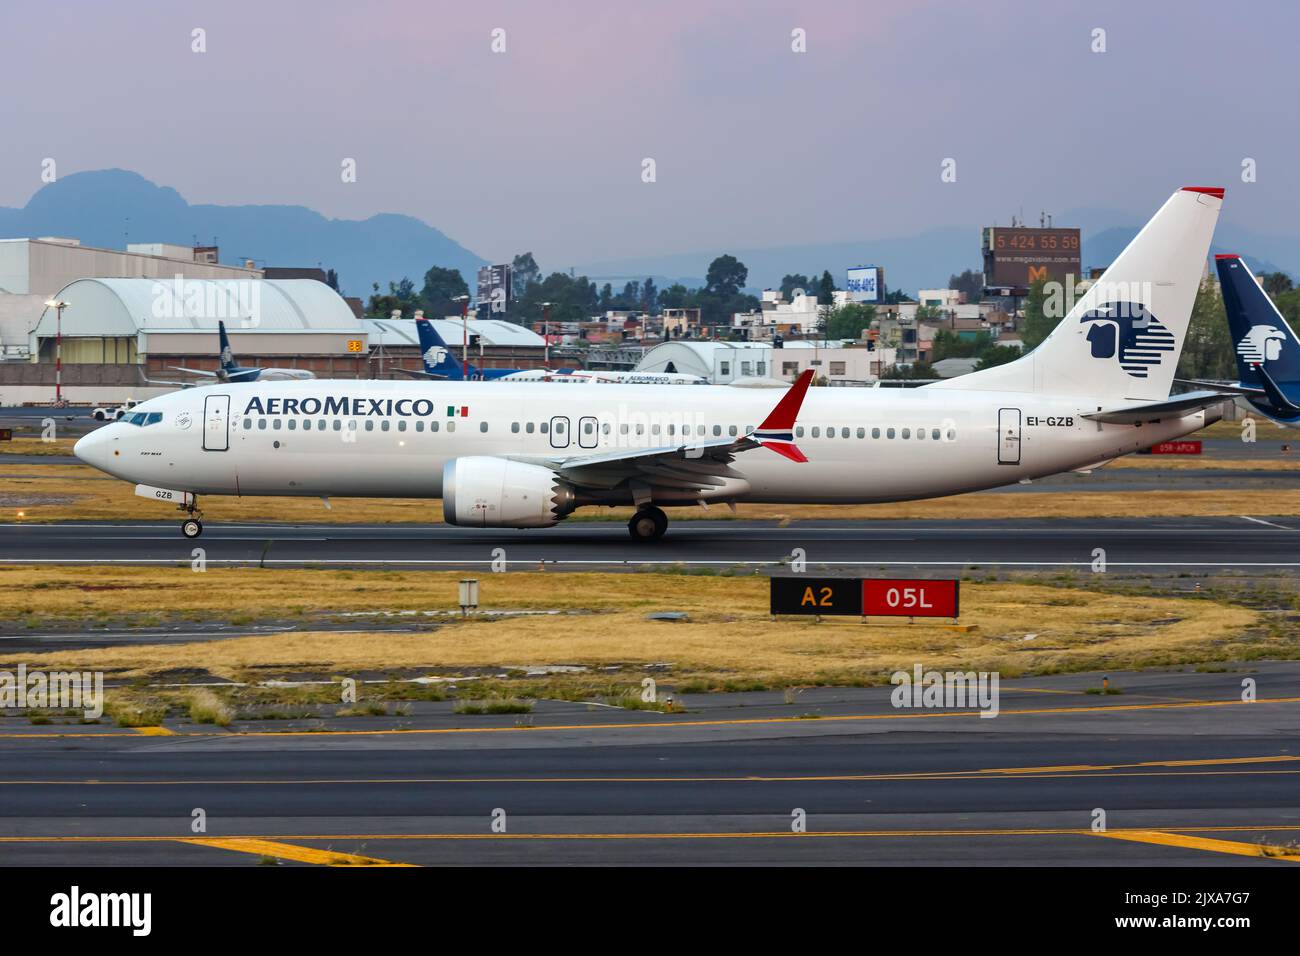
1082,390,1228,424
166,366,218,377
526,370,814,497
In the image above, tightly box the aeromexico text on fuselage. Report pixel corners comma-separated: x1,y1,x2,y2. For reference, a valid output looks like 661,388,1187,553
243,395,452,417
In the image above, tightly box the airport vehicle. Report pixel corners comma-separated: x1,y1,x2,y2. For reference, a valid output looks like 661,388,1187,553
1176,254,1300,424
90,400,137,421
143,321,316,386
75,187,1228,541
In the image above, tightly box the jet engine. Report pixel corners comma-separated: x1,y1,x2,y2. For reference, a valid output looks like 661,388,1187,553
442,457,575,528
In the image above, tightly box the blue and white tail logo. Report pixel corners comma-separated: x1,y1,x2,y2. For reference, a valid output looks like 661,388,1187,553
1237,325,1287,365
423,345,448,368
1079,301,1175,379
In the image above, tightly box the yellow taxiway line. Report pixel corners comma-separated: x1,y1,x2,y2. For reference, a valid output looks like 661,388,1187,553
179,837,415,867
1099,829,1300,861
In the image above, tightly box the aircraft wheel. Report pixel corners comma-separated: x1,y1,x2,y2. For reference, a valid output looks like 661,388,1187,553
181,519,203,539
628,506,667,542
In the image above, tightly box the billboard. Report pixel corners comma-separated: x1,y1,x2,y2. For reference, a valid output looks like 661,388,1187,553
846,265,884,303
476,264,513,313
981,227,1081,291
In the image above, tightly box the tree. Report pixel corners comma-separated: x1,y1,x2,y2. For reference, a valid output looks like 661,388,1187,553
641,277,658,313
705,255,748,297
1177,278,1234,379
947,269,984,301
420,266,469,316
1260,271,1293,297
817,270,835,305
780,274,811,300
823,303,876,340
659,283,691,310
974,344,1021,370
511,252,540,297
366,277,419,318
1018,276,1057,351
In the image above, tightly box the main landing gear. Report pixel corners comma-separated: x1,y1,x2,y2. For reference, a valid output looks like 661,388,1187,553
180,496,204,539
627,506,668,542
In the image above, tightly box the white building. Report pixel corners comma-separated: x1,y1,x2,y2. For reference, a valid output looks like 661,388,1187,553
636,340,894,385
731,290,824,339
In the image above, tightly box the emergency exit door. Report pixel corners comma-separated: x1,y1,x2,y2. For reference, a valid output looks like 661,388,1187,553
203,394,230,451
997,407,1021,465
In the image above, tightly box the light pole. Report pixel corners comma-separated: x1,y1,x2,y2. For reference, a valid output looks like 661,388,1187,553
454,295,471,380
541,301,552,365
44,299,69,406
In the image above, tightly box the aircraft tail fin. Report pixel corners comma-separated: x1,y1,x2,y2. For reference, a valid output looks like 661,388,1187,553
415,318,465,380
1215,254,1300,386
930,187,1223,401
217,321,238,375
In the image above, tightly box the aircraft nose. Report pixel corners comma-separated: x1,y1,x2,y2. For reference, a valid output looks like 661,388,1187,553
73,428,115,472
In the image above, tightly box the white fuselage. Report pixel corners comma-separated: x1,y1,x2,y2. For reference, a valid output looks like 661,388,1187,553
75,378,1215,507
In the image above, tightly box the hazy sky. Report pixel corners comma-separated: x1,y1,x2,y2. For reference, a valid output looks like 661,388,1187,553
1,0,1296,269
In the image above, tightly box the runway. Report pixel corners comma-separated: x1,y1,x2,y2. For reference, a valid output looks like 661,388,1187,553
0,515,1296,571
2,663,1298,866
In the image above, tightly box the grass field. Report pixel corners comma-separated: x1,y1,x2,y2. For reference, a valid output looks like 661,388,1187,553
0,567,1278,689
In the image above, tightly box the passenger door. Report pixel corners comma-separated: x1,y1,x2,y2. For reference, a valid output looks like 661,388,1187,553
549,415,570,449
997,407,1021,465
203,395,230,452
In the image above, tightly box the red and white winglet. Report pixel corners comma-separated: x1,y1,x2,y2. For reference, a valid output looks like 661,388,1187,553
752,368,814,462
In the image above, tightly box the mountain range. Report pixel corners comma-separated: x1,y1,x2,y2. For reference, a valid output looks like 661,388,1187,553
2,170,1294,302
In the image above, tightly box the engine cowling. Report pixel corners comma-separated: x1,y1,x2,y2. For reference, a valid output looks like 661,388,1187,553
442,456,575,528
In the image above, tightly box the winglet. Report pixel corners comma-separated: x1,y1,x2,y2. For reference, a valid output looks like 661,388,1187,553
753,369,813,462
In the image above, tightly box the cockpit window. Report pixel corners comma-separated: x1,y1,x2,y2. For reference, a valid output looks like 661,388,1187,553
122,411,162,427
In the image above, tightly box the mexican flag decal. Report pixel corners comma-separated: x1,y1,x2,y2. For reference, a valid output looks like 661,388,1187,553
446,405,469,417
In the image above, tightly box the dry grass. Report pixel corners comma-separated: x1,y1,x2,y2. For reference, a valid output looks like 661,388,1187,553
1106,457,1300,471
0,437,79,456
4,568,1266,685
1195,419,1295,441
2,465,1300,523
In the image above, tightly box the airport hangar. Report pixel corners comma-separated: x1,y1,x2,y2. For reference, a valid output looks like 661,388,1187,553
0,237,547,404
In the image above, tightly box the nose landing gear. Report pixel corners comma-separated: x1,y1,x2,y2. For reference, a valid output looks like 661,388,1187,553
627,506,668,541
179,496,204,539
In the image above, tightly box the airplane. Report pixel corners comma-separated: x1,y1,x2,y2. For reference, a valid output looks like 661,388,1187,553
1175,254,1300,425
393,319,526,381
143,321,316,387
75,186,1229,542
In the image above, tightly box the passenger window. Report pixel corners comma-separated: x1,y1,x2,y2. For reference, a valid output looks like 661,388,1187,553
381,420,390,432
318,420,326,431
348,420,357,431
712,424,721,436
243,419,252,430
584,421,594,434
416,421,424,432
365,420,375,431
856,427,865,438
332,421,341,431
480,421,488,433
431,421,440,432
511,422,520,433
902,428,911,439
947,428,956,441
398,420,407,432
887,427,896,439
667,424,675,436
811,427,820,438
540,422,548,434
258,419,267,430
273,419,282,430
602,423,611,435
841,427,850,439
448,422,456,433
652,425,661,435
872,427,880,439
728,425,737,437
526,422,535,434
619,424,628,435
287,419,296,430
796,426,804,438
303,420,312,431
931,428,940,440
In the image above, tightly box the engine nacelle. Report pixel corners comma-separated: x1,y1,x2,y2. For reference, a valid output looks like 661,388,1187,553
442,456,575,528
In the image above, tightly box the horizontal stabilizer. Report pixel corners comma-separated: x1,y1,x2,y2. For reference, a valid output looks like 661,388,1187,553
1082,390,1227,424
